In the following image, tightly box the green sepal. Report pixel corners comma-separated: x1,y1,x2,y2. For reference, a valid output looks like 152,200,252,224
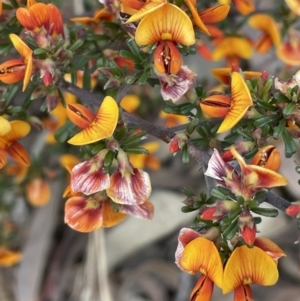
103,150,116,168
223,218,238,240
181,206,199,213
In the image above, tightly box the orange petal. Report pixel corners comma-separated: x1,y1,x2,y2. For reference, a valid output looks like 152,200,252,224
254,237,286,261
0,59,26,84
180,237,223,288
217,72,253,133
234,0,255,15
223,246,279,294
277,39,300,66
26,178,51,206
199,5,230,24
0,148,7,168
135,3,195,46
64,195,103,232
102,199,127,227
48,4,64,36
16,3,50,31
67,96,119,145
67,103,96,128
0,247,22,267
212,37,253,61
234,285,253,301
27,0,37,8
190,275,214,301
0,116,11,136
126,0,166,23
184,0,210,35
6,141,30,166
200,94,231,118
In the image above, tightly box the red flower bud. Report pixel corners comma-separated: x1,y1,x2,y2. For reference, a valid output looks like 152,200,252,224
238,210,256,246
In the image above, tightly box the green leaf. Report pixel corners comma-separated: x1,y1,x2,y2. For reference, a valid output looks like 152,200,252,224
181,206,199,213
181,186,195,197
283,103,296,116
253,114,281,128
250,207,278,217
273,119,286,140
273,92,290,103
210,188,226,199
103,150,116,168
282,128,297,158
119,50,138,61
223,218,238,240
182,144,189,164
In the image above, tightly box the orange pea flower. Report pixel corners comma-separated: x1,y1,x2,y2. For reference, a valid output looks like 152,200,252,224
120,94,140,113
0,34,33,91
135,3,195,75
179,237,223,300
251,145,281,171
200,72,253,133
67,96,119,145
16,2,64,36
223,246,279,296
26,177,51,206
211,67,261,85
0,247,22,267
212,37,253,67
185,1,230,35
248,14,281,54
205,147,287,201
277,29,300,66
0,120,31,168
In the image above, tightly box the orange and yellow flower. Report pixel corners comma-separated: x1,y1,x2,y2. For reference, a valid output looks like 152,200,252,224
0,34,33,91
200,72,253,133
285,0,300,15
67,96,119,145
0,120,31,168
212,37,253,67
135,3,195,74
219,0,255,15
0,247,22,267
25,177,51,206
248,14,281,54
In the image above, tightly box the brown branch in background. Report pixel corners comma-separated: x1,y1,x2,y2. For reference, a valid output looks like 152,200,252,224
58,80,292,211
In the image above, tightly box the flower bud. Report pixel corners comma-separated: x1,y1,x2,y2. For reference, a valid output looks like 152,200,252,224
200,200,238,221
200,94,231,118
222,141,255,162
238,210,256,246
169,133,188,154
285,201,300,218
251,145,281,171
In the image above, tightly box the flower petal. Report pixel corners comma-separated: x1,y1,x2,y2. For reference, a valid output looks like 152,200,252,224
217,72,253,133
67,103,96,128
254,237,286,261
64,195,103,232
234,0,255,15
135,3,195,46
102,199,127,227
212,37,253,61
26,178,51,206
223,245,279,294
6,141,30,166
180,237,223,288
126,0,166,23
67,96,119,145
0,116,11,136
119,199,154,220
190,275,214,301
0,247,22,267
199,5,230,24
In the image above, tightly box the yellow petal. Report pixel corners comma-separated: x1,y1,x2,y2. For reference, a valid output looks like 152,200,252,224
217,72,252,133
67,96,119,145
120,94,140,112
212,37,253,60
180,237,223,289
126,0,166,23
285,0,300,15
223,246,279,294
135,3,195,46
0,116,11,136
234,0,255,15
0,120,31,149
